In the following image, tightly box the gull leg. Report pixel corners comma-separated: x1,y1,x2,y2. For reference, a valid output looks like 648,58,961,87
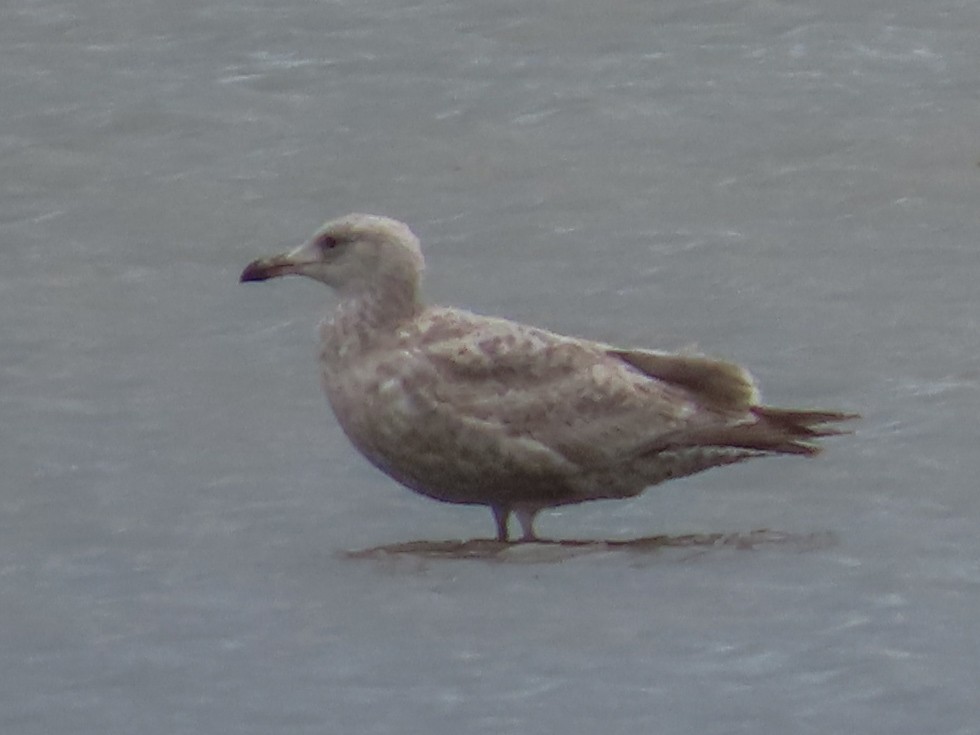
491,505,511,542
514,506,540,542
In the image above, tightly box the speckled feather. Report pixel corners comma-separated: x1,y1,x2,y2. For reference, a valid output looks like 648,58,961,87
241,214,857,541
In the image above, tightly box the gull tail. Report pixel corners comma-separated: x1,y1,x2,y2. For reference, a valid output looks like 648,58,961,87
752,406,859,452
645,406,859,459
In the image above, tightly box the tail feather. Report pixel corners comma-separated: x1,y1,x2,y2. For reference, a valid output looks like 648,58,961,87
658,424,824,457
751,406,860,439
643,406,858,459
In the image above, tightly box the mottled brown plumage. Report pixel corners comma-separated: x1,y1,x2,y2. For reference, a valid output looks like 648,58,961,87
241,214,856,541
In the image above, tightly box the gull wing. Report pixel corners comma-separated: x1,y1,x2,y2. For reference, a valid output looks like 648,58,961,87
606,348,759,413
405,309,855,465
405,310,705,469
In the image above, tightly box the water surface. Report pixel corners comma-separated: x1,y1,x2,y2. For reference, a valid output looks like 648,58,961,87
3,1,979,733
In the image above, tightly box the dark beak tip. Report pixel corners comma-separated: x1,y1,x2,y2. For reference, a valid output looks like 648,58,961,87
239,260,271,283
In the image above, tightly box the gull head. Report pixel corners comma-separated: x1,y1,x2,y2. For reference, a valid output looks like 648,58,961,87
240,213,424,296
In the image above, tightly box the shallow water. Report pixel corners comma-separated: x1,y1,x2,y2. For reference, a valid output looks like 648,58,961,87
3,0,980,733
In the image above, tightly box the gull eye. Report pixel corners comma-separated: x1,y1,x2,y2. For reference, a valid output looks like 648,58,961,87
316,234,340,251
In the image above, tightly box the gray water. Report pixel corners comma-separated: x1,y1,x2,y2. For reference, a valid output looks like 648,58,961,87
3,0,980,732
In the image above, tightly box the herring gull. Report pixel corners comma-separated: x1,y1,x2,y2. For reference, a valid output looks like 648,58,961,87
240,214,856,542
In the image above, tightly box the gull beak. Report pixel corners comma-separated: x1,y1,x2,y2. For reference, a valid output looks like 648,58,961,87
240,243,315,283
240,254,296,282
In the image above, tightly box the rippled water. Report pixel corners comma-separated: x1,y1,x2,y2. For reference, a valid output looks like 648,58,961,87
3,1,979,733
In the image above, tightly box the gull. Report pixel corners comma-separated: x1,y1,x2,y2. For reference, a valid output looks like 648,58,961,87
240,214,856,542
